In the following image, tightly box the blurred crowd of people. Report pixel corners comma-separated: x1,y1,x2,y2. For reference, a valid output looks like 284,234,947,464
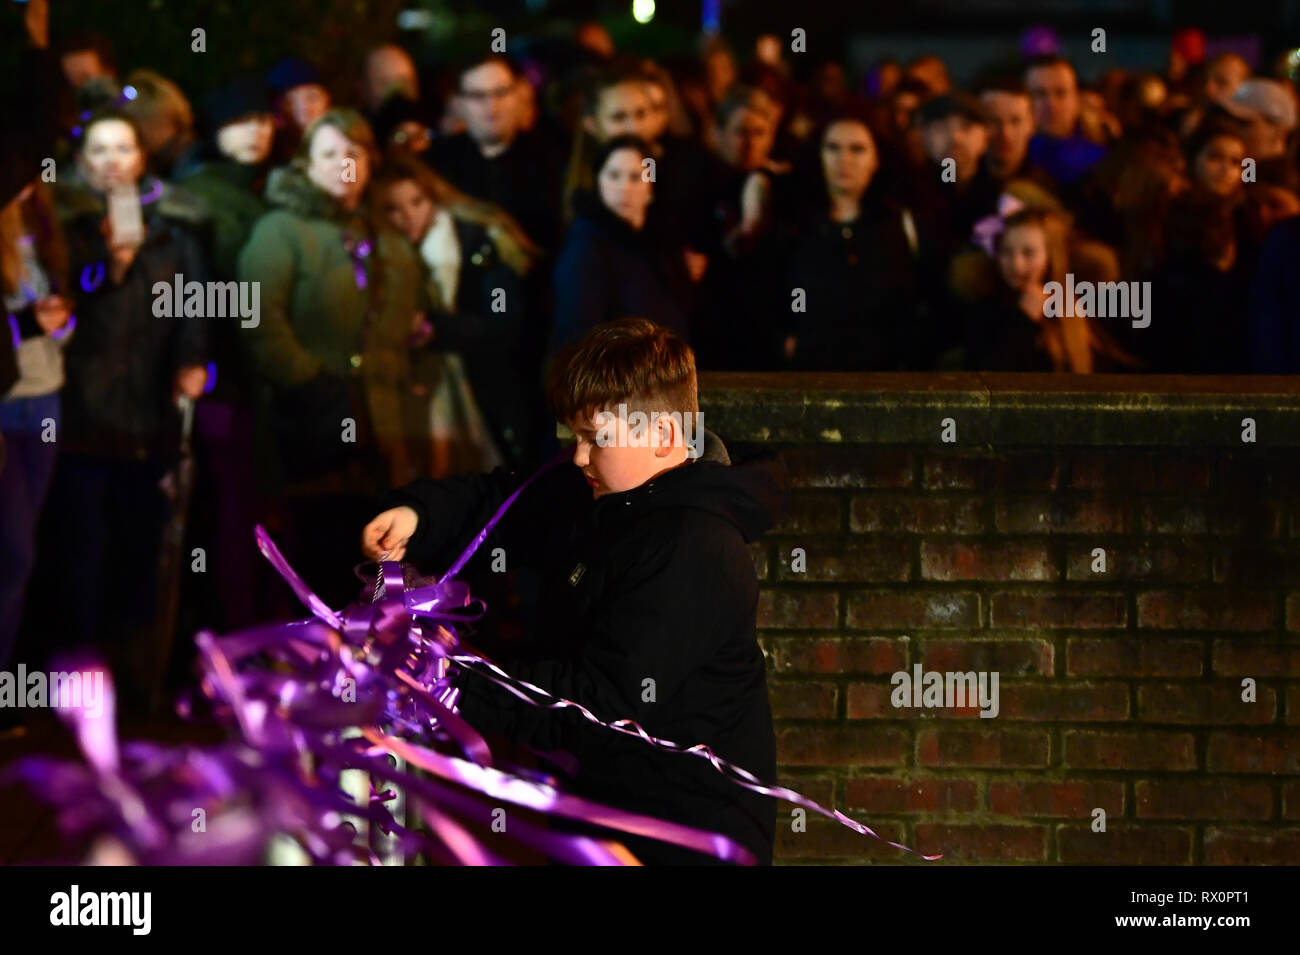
3,11,1300,703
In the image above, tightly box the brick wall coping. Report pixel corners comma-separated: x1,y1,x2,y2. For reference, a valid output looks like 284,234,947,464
697,373,1300,448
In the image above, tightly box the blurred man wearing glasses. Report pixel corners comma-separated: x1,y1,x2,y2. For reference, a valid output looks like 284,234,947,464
424,54,561,253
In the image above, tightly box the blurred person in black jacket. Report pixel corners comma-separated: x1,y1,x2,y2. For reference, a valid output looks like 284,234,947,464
40,109,209,689
425,54,562,255
551,136,691,358
689,86,795,370
1145,193,1252,373
783,112,925,370
362,319,786,865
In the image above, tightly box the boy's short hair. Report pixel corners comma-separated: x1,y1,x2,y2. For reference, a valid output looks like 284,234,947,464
546,318,699,427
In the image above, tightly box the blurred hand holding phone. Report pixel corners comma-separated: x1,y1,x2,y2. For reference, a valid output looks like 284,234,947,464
103,186,145,283
107,185,145,249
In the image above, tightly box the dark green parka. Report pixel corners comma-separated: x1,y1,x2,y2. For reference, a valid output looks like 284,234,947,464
237,164,425,494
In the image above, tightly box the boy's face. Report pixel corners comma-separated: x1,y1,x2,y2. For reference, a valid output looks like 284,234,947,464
566,406,690,499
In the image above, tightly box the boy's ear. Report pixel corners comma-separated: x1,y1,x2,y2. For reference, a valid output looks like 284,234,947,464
653,411,678,453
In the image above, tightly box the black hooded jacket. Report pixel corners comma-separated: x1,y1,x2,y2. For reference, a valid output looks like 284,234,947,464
377,430,787,864
53,173,210,460
550,190,692,358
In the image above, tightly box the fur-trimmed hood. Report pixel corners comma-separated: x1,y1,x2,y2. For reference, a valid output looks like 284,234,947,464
53,171,208,228
263,164,358,225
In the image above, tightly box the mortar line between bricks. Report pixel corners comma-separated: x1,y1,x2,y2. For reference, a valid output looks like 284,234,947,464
761,433,1298,862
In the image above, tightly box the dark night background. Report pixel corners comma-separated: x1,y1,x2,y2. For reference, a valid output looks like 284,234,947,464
2,0,1300,874
5,1,1300,100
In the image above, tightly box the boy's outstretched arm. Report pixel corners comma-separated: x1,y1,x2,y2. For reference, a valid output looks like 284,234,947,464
370,466,519,566
368,455,584,571
455,513,751,753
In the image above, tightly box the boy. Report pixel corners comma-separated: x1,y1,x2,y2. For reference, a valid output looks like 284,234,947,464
361,318,786,864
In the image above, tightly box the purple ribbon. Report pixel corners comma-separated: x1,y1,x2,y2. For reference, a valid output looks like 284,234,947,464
971,193,1027,257
80,263,105,294
449,651,942,860
440,447,570,584
139,177,164,205
5,445,941,864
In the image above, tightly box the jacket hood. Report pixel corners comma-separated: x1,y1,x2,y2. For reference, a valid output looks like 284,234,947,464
178,151,268,190
592,428,788,543
264,164,355,223
53,172,208,228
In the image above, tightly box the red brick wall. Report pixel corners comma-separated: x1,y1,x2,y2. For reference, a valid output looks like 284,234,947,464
701,372,1300,865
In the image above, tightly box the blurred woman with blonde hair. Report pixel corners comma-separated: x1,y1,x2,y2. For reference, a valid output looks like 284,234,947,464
965,206,1137,372
237,107,425,606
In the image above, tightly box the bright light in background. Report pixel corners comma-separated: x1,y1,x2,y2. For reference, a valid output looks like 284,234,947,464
701,0,720,33
396,6,456,37
396,9,434,30
632,0,655,25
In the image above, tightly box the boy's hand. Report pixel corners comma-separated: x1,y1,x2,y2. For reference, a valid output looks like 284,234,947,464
362,506,419,562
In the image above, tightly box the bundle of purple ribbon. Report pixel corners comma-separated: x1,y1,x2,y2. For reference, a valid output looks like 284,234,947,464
4,453,942,864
